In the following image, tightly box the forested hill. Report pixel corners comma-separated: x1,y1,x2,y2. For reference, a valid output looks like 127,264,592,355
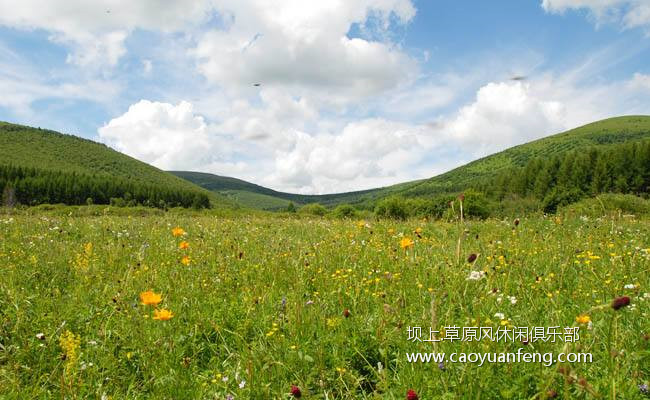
0,122,225,208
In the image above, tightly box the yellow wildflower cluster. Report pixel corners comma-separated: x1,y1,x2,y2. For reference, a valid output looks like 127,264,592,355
59,330,81,378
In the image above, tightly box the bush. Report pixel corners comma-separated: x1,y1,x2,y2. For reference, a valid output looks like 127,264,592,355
541,187,583,213
299,203,328,216
374,197,409,220
333,204,357,219
560,193,650,217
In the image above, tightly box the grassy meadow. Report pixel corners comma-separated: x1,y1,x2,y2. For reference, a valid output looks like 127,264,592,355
0,208,649,399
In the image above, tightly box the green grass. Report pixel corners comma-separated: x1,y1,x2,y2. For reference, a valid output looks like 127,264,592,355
0,122,233,207
1,209,648,398
220,190,294,210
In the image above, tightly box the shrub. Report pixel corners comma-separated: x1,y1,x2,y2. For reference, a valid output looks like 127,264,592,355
374,197,409,220
333,204,357,219
299,203,327,216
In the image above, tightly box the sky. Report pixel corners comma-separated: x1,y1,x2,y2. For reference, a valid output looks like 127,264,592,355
0,0,649,194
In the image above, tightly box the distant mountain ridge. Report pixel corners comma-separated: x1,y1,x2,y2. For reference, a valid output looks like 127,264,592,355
173,116,650,209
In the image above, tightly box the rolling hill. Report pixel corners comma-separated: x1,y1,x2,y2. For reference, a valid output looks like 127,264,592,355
173,116,650,209
169,171,383,210
0,122,233,208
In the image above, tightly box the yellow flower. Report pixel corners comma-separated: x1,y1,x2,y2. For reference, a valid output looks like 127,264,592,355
59,330,81,377
179,241,190,250
181,256,191,266
400,237,414,249
153,309,174,321
172,227,186,237
576,315,591,324
139,290,162,306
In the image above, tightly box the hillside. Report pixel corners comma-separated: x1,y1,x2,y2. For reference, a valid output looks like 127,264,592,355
173,116,650,209
0,122,232,208
400,116,650,197
170,171,384,210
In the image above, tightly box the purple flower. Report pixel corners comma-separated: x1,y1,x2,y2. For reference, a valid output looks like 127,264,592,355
640,383,649,395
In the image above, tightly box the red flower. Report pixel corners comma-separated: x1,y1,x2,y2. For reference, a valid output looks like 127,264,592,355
406,389,419,400
343,309,351,318
611,296,630,310
458,193,465,202
290,385,302,398
467,253,477,263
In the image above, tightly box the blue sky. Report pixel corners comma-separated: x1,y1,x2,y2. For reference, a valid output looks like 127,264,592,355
0,0,649,193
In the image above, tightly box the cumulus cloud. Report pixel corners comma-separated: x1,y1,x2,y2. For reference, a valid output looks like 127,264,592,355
439,82,566,156
541,0,650,31
192,0,418,104
98,100,213,170
265,118,427,193
97,64,650,194
0,0,214,66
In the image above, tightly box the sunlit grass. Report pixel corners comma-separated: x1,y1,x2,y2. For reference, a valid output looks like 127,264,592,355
0,211,648,398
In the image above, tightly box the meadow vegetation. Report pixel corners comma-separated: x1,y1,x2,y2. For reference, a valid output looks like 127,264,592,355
1,202,648,399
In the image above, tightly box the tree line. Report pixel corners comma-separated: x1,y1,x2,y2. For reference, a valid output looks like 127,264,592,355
482,140,650,212
0,164,211,209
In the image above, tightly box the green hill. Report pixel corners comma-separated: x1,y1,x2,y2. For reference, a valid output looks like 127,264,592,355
173,116,650,210
400,116,650,197
170,171,384,210
0,122,232,208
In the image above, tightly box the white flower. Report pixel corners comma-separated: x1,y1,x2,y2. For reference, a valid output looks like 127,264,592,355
494,312,505,320
508,296,517,305
239,380,246,389
466,271,486,280
624,284,636,289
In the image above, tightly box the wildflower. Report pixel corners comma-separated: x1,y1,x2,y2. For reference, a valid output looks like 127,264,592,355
514,218,520,226
611,296,631,310
400,237,414,249
624,283,636,289
179,241,189,250
139,290,162,306
458,193,465,202
467,253,477,263
343,309,351,318
494,312,505,320
546,389,558,399
290,385,302,398
508,296,517,305
59,330,81,378
171,227,186,237
36,333,45,341
406,389,419,400
181,255,191,266
576,315,591,324
639,383,649,395
466,271,486,281
239,380,246,389
438,361,445,371
153,309,174,321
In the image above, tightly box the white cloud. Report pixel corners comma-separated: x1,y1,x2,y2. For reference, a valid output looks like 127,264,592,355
0,43,120,116
439,82,567,156
0,0,214,66
265,118,427,193
98,100,213,170
541,0,650,30
191,0,418,104
97,63,650,194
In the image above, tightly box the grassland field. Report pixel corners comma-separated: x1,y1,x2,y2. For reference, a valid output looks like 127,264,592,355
0,208,649,399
